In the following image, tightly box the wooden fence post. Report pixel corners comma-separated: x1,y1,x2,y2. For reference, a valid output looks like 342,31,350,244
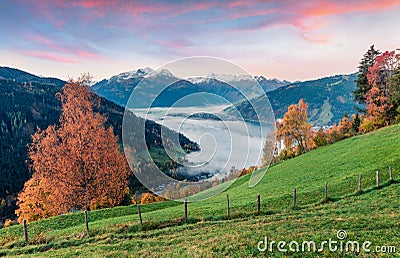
85,210,89,235
226,194,230,218
293,187,297,207
23,219,28,242
389,166,393,182
358,174,362,192
257,194,261,215
184,198,188,222
325,182,328,201
376,170,380,187
137,204,143,226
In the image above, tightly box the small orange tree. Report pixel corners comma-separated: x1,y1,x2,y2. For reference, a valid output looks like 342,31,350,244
16,75,131,222
140,193,166,204
15,174,63,223
277,99,312,155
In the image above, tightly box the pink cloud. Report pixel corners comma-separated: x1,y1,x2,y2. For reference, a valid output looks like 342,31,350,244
298,31,332,44
26,34,102,60
227,1,254,8
228,8,279,20
21,0,66,27
73,0,105,9
19,50,77,63
19,47,101,63
23,0,400,25
222,0,400,44
153,39,191,49
301,0,400,17
17,0,400,47
290,0,400,43
28,34,53,46
74,51,100,59
23,1,231,22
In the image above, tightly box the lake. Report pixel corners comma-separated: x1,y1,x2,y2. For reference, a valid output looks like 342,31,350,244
132,105,268,179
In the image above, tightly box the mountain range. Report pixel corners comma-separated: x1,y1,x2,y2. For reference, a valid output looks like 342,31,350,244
225,73,364,125
93,68,363,125
92,68,290,108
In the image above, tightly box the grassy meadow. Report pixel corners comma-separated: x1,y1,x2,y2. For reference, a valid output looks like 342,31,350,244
0,125,399,257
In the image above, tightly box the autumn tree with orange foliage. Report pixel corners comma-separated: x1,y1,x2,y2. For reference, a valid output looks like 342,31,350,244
140,193,166,204
16,75,131,222
320,113,358,145
277,99,312,156
362,86,391,130
238,166,258,177
361,50,400,130
15,174,64,223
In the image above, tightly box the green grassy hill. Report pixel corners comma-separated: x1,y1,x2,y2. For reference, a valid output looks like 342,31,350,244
1,125,399,257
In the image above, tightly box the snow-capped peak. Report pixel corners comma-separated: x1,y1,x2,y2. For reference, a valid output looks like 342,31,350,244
254,75,266,82
148,68,175,79
254,75,290,85
136,67,154,76
186,76,214,84
105,68,290,88
208,73,254,82
112,67,154,81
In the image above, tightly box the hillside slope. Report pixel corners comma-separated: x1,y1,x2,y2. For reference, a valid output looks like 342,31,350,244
0,68,198,225
1,125,399,256
0,67,65,87
225,74,364,125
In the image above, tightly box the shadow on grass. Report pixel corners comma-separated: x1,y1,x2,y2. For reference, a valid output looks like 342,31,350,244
315,179,399,206
68,179,400,242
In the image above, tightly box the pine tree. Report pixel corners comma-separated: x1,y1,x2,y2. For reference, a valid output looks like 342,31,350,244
388,67,400,118
351,113,361,133
354,45,381,104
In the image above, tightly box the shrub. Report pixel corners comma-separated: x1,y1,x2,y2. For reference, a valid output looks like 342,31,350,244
4,219,18,227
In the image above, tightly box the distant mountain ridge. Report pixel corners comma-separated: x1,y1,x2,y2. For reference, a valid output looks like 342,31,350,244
225,73,363,125
92,68,290,108
0,66,65,87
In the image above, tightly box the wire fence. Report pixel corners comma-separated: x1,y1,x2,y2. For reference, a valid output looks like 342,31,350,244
20,167,397,242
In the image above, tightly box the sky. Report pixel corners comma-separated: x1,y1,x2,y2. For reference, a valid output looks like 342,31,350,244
1,0,400,82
